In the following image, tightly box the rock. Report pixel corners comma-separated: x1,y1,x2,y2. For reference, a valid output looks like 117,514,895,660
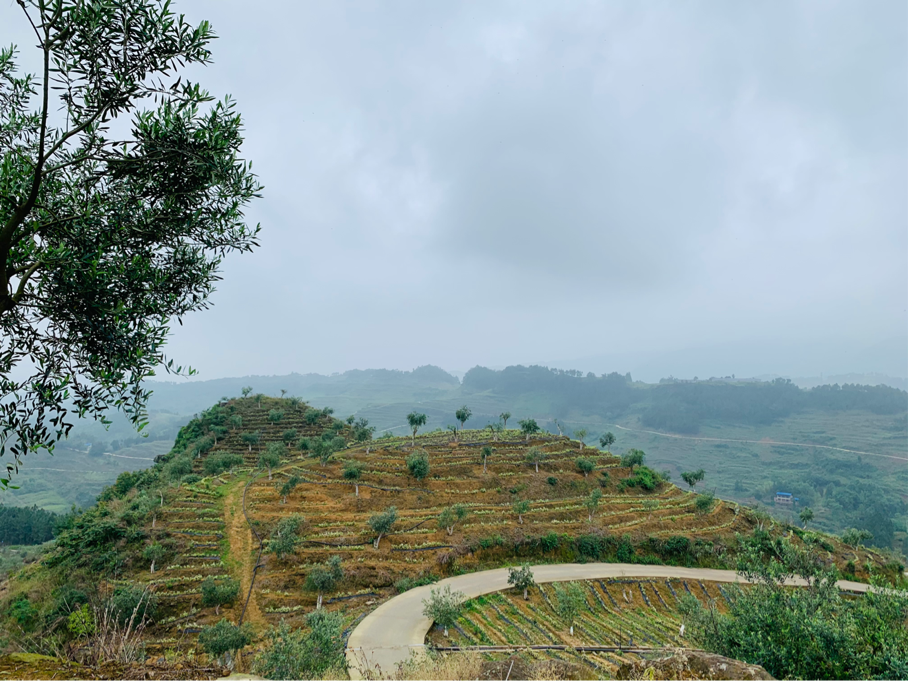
616,648,774,680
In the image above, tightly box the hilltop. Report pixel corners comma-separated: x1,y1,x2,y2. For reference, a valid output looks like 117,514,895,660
1,394,901,671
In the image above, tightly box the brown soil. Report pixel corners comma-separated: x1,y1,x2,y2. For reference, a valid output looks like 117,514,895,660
224,481,264,627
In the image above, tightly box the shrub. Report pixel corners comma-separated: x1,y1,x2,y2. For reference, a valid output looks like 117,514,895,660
508,565,536,599
110,585,158,626
166,455,194,480
269,514,305,560
253,614,345,680
406,450,430,481
268,409,285,423
695,492,716,515
199,619,254,668
541,532,560,552
204,452,244,476
547,476,558,487
201,577,240,615
422,585,465,637
620,449,646,468
616,534,634,562
621,465,660,491
182,473,202,485
395,574,438,593
576,458,595,477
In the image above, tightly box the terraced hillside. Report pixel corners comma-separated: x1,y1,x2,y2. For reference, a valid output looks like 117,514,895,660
1,395,896,670
433,577,731,678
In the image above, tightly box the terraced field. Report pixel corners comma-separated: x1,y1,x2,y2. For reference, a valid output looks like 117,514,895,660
434,577,732,678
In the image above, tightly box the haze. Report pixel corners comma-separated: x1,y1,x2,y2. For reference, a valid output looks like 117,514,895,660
10,0,905,382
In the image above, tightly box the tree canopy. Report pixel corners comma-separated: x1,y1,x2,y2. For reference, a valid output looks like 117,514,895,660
0,0,261,486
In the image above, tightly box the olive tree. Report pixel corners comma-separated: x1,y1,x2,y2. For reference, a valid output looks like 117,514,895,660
199,619,253,670
0,0,261,487
513,499,530,525
584,488,603,523
343,461,363,496
525,445,546,473
500,412,511,429
681,469,705,490
480,446,493,474
437,504,468,536
269,514,304,560
278,474,301,504
455,405,472,431
143,542,165,574
554,583,586,635
258,442,283,480
305,556,343,610
201,577,239,615
519,418,540,441
406,412,427,443
599,432,616,452
421,585,465,637
406,450,429,482
241,431,260,453
574,428,588,449
507,565,535,600
368,506,397,549
576,457,595,477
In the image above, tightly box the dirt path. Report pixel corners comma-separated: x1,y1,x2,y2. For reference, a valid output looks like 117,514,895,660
224,479,264,626
345,563,874,679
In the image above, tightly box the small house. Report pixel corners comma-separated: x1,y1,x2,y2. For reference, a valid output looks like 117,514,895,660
775,492,793,505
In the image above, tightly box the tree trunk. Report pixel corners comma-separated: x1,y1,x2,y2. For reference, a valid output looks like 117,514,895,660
580,442,583,450
535,462,539,473
216,604,220,615
374,534,382,549
518,514,523,524
159,491,163,507
570,625,574,636
282,495,287,504
447,526,453,536
523,588,528,600
483,459,487,474
355,484,359,496
152,515,156,528
150,561,155,574
268,467,272,480
317,594,323,609
444,625,449,637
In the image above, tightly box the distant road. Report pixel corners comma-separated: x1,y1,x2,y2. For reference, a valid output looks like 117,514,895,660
345,563,874,679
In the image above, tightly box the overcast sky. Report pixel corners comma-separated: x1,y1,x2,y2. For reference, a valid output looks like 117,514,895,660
7,0,907,382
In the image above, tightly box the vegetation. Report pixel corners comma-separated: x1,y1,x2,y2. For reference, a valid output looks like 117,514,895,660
279,474,301,504
201,577,240,615
438,505,469,536
681,469,706,489
0,505,60,544
342,461,364,496
0,0,260,487
680,533,908,680
507,564,535,600
406,450,430,481
575,457,595,477
304,556,343,609
480,446,493,474
253,614,345,679
407,412,428,443
422,585,465,637
269,514,305,560
553,582,586,635
599,431,616,452
455,405,472,430
369,506,397,549
199,619,254,669
519,418,541,441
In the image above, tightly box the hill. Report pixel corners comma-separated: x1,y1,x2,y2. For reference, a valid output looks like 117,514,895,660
1,394,901,669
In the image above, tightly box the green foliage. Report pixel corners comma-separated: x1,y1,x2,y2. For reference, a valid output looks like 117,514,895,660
142,542,165,569
576,457,595,477
204,452,244,476
201,577,239,613
305,556,343,606
480,446,493,471
525,445,546,472
368,506,397,548
182,473,202,485
500,412,512,428
437,504,468,534
619,465,662,492
199,618,254,660
599,431,616,451
518,418,540,440
67,604,95,638
166,455,194,480
278,474,301,502
681,468,705,489
695,492,716,514
110,584,158,626
304,409,322,426
512,499,530,524
799,506,815,528
547,476,558,487
553,582,586,632
620,449,646,468
269,514,305,560
253,614,345,680
841,528,874,548
241,431,260,451
210,426,229,442
352,418,375,443
394,573,439,593
259,442,284,474
268,409,285,423
229,414,243,430
0,1,261,484
342,461,363,482
406,450,430,481
281,429,298,446
507,565,535,598
680,534,908,680
584,488,603,521
407,412,428,440
455,405,472,429
0,505,60,544
422,585,465,635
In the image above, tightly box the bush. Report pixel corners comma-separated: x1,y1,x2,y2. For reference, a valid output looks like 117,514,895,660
616,534,634,562
253,612,345,679
576,458,595,477
695,492,716,514
204,452,244,476
110,585,158,626
395,574,438,593
621,465,660,491
201,577,240,614
541,532,560,552
182,473,202,485
199,618,254,666
406,450,430,481
268,409,285,423
547,476,558,487
620,449,646,468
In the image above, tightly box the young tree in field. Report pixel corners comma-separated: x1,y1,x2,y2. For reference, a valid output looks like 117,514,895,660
437,504,468,536
229,414,243,431
253,613,344,680
525,445,546,473
242,387,253,398
574,428,588,449
268,409,285,424
269,514,304,560
259,442,283,480
584,489,603,523
407,412,428,443
841,528,873,548
193,435,215,458
201,577,239,615
279,474,301,504
368,507,398,549
0,1,262,487
305,556,343,610
519,418,540,441
554,583,586,636
487,422,503,442
681,469,706,490
210,425,229,444
500,412,512,429
143,543,165,574
282,428,298,447
421,585,465,637
455,405,472,431
599,432,616,452
799,507,815,529
620,449,646,469
513,499,530,525
406,450,430,482
446,424,458,442
353,418,375,443
695,492,716,515
241,431,260,453
552,419,565,436
480,446,493,474
576,457,595,477
199,619,254,670
343,461,364,496
508,565,536,600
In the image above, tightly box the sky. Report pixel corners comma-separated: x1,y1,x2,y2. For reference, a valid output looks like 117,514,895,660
6,0,907,382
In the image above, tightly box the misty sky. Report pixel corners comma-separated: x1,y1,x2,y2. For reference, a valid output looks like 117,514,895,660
7,1,907,382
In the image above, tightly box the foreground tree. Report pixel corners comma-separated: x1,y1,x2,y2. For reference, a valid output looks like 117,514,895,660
584,488,603,523
199,619,254,670
407,412,427,443
253,613,345,680
368,506,397,549
269,514,304,561
201,576,239,615
437,504,468,536
554,582,586,636
305,556,343,610
278,474,301,504
508,565,535,600
258,442,283,480
0,1,261,486
422,585,465,637
679,532,908,680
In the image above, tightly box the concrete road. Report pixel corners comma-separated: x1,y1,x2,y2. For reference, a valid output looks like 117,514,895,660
344,563,871,679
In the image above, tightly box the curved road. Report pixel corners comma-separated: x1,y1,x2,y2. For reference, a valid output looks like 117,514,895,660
345,563,872,679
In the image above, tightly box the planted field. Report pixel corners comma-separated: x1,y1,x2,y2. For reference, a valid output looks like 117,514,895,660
431,578,732,678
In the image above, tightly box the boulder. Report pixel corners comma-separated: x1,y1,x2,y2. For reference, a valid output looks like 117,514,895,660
616,648,773,680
